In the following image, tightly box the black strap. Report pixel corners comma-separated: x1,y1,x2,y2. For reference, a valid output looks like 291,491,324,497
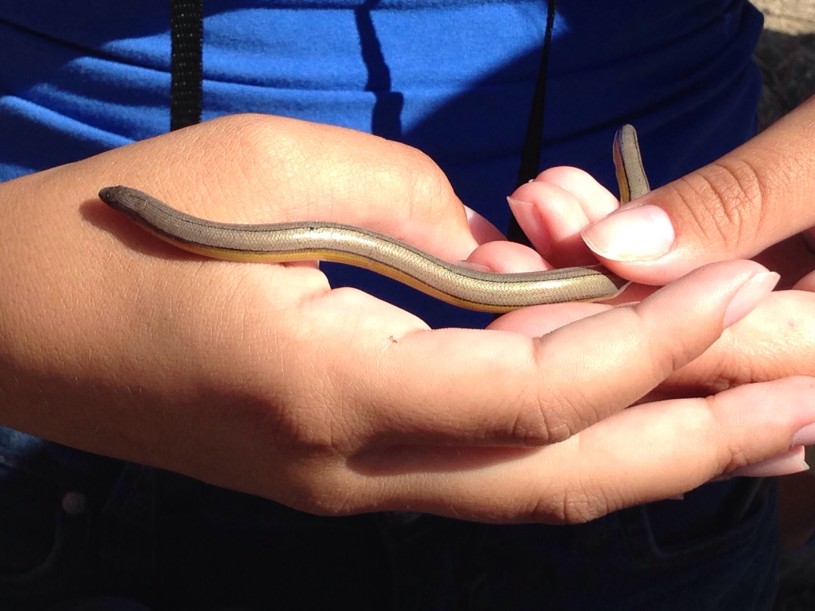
508,0,559,242
170,0,204,131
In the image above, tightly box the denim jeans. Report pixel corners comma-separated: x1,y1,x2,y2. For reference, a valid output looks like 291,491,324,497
0,426,778,610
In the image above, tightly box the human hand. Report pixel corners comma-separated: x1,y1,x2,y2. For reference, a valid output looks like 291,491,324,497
510,99,815,290
509,98,815,396
579,98,815,290
1,114,812,524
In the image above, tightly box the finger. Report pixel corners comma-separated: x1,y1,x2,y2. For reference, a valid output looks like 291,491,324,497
564,376,815,517
465,240,550,273
340,260,778,447
753,235,815,288
348,376,815,522
513,167,620,223
795,271,815,293
655,290,815,398
508,167,618,264
464,206,506,244
582,97,815,285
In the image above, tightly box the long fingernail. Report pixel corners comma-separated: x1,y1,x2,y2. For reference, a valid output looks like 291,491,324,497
729,447,809,478
722,271,780,328
582,204,674,261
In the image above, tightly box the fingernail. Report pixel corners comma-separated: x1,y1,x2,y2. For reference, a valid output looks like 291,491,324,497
722,271,780,328
506,197,536,224
507,196,551,256
792,423,815,447
729,447,809,478
457,260,492,273
582,204,674,261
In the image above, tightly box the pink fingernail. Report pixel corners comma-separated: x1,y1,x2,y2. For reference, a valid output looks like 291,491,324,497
507,196,551,256
581,204,674,261
506,196,533,208
730,447,809,478
506,197,536,228
722,271,780,328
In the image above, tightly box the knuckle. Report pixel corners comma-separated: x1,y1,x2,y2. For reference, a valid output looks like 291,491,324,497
722,445,751,474
204,114,297,187
236,376,359,468
526,483,612,524
519,341,588,444
512,397,578,447
274,396,357,457
701,393,751,474
211,113,280,160
515,339,623,445
627,300,705,381
533,397,588,445
648,320,695,376
669,157,767,253
705,356,759,393
284,471,363,516
509,395,577,446
559,489,612,524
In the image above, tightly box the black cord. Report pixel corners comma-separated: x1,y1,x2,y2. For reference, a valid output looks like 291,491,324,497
170,0,204,131
508,0,559,242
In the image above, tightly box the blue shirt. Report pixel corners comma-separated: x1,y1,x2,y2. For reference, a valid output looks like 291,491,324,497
0,1,763,326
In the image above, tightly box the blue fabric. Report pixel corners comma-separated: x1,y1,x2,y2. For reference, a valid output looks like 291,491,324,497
0,1,763,328
0,1,764,165
0,2,776,609
0,0,764,182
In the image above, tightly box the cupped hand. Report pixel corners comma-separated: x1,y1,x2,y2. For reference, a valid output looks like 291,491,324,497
1,114,812,525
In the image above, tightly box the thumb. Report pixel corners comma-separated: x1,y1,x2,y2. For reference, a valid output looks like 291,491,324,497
581,97,815,285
